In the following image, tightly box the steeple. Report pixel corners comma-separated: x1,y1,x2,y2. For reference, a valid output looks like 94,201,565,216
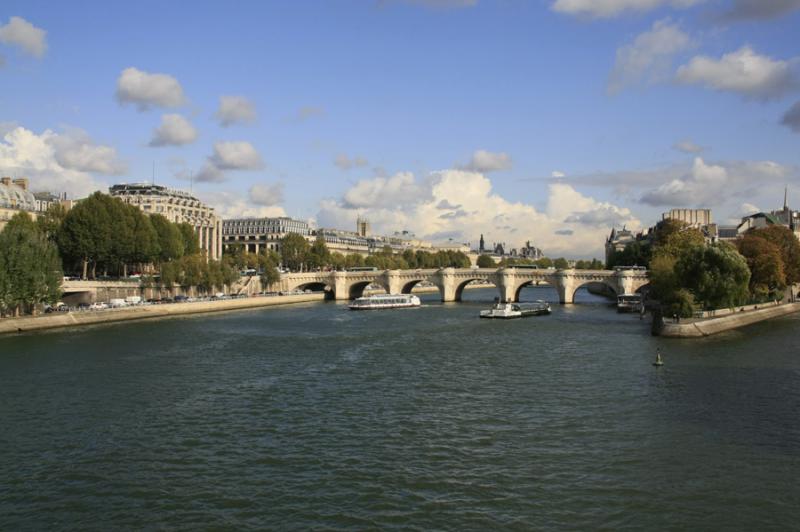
479,233,485,253
784,185,789,211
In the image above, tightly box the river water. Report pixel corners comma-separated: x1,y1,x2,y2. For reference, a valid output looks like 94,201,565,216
1,287,799,530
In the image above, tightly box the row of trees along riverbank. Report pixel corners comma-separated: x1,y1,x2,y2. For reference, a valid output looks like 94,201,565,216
609,219,800,318
476,254,604,269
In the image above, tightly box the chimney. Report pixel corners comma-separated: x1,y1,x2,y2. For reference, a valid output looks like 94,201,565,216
12,178,28,190
0,177,10,186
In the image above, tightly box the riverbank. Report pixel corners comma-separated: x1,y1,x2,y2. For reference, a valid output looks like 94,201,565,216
0,293,326,336
655,301,800,337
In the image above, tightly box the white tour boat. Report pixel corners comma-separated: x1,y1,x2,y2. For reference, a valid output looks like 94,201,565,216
480,300,551,319
348,293,422,310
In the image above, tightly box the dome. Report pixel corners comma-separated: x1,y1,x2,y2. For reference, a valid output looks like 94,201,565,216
0,183,37,211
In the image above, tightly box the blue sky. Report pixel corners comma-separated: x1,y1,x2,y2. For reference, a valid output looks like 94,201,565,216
1,0,799,257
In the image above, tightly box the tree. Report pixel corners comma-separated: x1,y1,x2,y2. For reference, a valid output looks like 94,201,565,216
535,257,553,269
553,257,569,269
477,254,495,268
150,214,184,263
754,225,800,284
258,249,281,289
58,192,114,279
177,223,200,256
736,233,786,301
36,202,69,243
675,243,750,310
281,233,310,271
307,236,331,270
0,212,63,316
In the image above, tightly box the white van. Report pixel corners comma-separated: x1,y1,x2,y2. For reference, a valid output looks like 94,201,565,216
109,298,127,308
125,296,142,305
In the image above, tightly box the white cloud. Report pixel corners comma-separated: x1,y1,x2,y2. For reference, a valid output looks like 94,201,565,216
210,141,264,170
718,0,800,21
782,101,800,133
249,183,284,206
551,170,566,178
0,126,111,198
676,46,797,99
200,190,288,220
673,139,704,153
317,169,639,258
116,67,186,111
191,141,265,183
215,96,257,127
459,149,512,173
608,19,692,94
0,16,47,58
47,128,126,175
551,0,703,18
149,114,198,147
639,157,789,206
334,153,369,170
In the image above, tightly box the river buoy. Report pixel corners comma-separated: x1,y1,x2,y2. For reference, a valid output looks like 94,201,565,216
653,349,664,367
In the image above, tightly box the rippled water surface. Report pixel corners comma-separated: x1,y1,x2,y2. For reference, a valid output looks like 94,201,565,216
1,287,799,530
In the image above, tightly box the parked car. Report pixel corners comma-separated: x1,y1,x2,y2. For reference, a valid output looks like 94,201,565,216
89,302,108,310
174,295,189,302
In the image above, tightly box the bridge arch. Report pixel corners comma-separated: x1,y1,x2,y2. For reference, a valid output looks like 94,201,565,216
513,278,553,302
400,279,427,294
570,279,618,303
348,281,388,300
295,282,333,299
454,278,496,302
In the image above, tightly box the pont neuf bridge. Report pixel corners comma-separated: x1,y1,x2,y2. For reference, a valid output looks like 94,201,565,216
62,268,649,304
277,267,649,304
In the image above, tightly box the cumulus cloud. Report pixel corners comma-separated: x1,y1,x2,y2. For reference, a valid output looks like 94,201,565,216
551,0,704,18
717,0,800,21
459,149,512,173
551,171,566,178
249,182,284,206
608,19,693,94
0,126,113,198
673,139,704,153
47,128,127,175
0,16,47,58
148,114,197,147
782,101,800,133
639,157,789,206
191,141,264,183
334,153,369,170
215,95,257,127
676,46,797,99
210,141,264,170
116,67,186,111
317,170,639,258
200,190,288,220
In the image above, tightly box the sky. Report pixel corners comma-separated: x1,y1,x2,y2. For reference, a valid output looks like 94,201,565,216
0,0,799,258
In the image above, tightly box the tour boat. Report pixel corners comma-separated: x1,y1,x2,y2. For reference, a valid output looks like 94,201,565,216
617,294,643,313
480,300,551,319
348,293,422,310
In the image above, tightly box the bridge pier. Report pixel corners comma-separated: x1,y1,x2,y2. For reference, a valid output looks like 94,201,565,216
332,271,350,301
553,271,576,304
495,268,518,302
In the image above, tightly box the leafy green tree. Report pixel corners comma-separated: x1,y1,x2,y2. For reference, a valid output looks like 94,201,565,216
177,223,201,256
307,236,331,270
675,243,750,310
0,212,63,316
589,258,604,269
477,254,495,268
36,202,69,243
281,233,310,271
258,249,281,288
345,253,365,268
553,257,569,269
58,192,114,279
535,257,554,269
150,214,184,263
330,252,347,271
402,249,417,268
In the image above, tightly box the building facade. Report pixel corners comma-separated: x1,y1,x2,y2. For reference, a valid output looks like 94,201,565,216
0,177,38,231
109,183,222,260
662,208,712,227
222,217,312,254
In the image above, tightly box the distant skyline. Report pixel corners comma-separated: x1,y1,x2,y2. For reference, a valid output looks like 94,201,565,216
1,0,799,257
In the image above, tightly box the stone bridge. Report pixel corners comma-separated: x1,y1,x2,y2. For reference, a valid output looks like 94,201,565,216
279,267,649,304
